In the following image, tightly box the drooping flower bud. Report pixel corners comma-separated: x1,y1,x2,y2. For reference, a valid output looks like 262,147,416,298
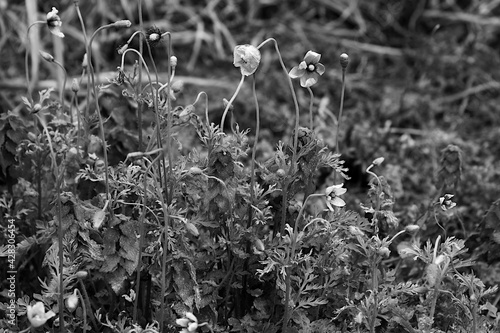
113,20,132,28
65,289,79,312
39,51,54,63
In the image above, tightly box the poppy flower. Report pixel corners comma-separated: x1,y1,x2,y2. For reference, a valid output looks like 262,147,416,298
66,289,79,312
176,312,199,332
289,50,325,87
27,302,55,328
233,44,261,76
325,183,347,210
439,194,456,211
46,7,64,38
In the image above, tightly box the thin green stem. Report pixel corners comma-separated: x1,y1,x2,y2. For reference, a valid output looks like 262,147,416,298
220,75,245,130
38,116,64,332
78,278,98,331
25,21,45,102
74,289,87,333
159,32,174,333
73,1,90,146
335,68,346,155
53,60,68,115
86,23,123,201
248,75,259,229
133,155,162,323
307,86,314,129
138,0,144,151
256,38,300,235
283,193,325,331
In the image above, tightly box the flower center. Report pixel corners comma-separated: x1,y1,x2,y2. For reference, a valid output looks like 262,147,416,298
307,64,316,72
149,33,160,41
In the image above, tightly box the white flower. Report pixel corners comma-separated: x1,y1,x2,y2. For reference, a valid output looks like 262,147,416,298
325,183,347,210
439,194,456,211
233,44,261,76
46,7,64,38
27,302,55,328
65,289,79,312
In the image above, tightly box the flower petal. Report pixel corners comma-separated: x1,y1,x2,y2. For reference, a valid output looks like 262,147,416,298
315,62,325,75
304,50,321,64
301,75,318,88
326,201,334,212
333,187,347,196
176,318,190,327
331,197,346,207
289,66,305,79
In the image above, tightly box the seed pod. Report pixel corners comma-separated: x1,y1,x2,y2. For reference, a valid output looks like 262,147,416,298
276,169,286,178
75,271,88,279
189,166,203,175
113,20,132,28
405,224,420,234
340,53,349,69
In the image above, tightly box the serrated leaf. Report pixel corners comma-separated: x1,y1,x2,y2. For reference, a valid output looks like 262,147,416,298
118,218,137,239
108,267,127,294
103,228,120,255
121,259,137,275
118,235,139,262
101,254,120,273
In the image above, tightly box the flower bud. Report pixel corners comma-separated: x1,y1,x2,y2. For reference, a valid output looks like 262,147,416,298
65,289,79,312
404,224,420,234
170,56,178,68
82,54,88,70
118,44,129,55
276,169,286,178
39,50,54,63
378,246,390,257
254,238,265,252
372,157,384,166
189,166,203,175
113,20,132,28
32,103,43,113
75,271,88,279
340,53,349,69
71,78,80,93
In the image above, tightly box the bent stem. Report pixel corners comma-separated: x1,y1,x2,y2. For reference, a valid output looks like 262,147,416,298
335,66,346,155
256,38,301,235
333,66,347,185
52,60,68,116
220,75,245,131
283,193,325,331
25,21,45,102
248,75,260,229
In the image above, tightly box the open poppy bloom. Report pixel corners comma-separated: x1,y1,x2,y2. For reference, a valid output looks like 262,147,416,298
27,302,55,328
289,50,325,87
233,44,261,76
46,7,64,38
325,183,347,210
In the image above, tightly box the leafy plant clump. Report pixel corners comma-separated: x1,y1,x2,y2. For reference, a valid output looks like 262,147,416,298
1,1,500,333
